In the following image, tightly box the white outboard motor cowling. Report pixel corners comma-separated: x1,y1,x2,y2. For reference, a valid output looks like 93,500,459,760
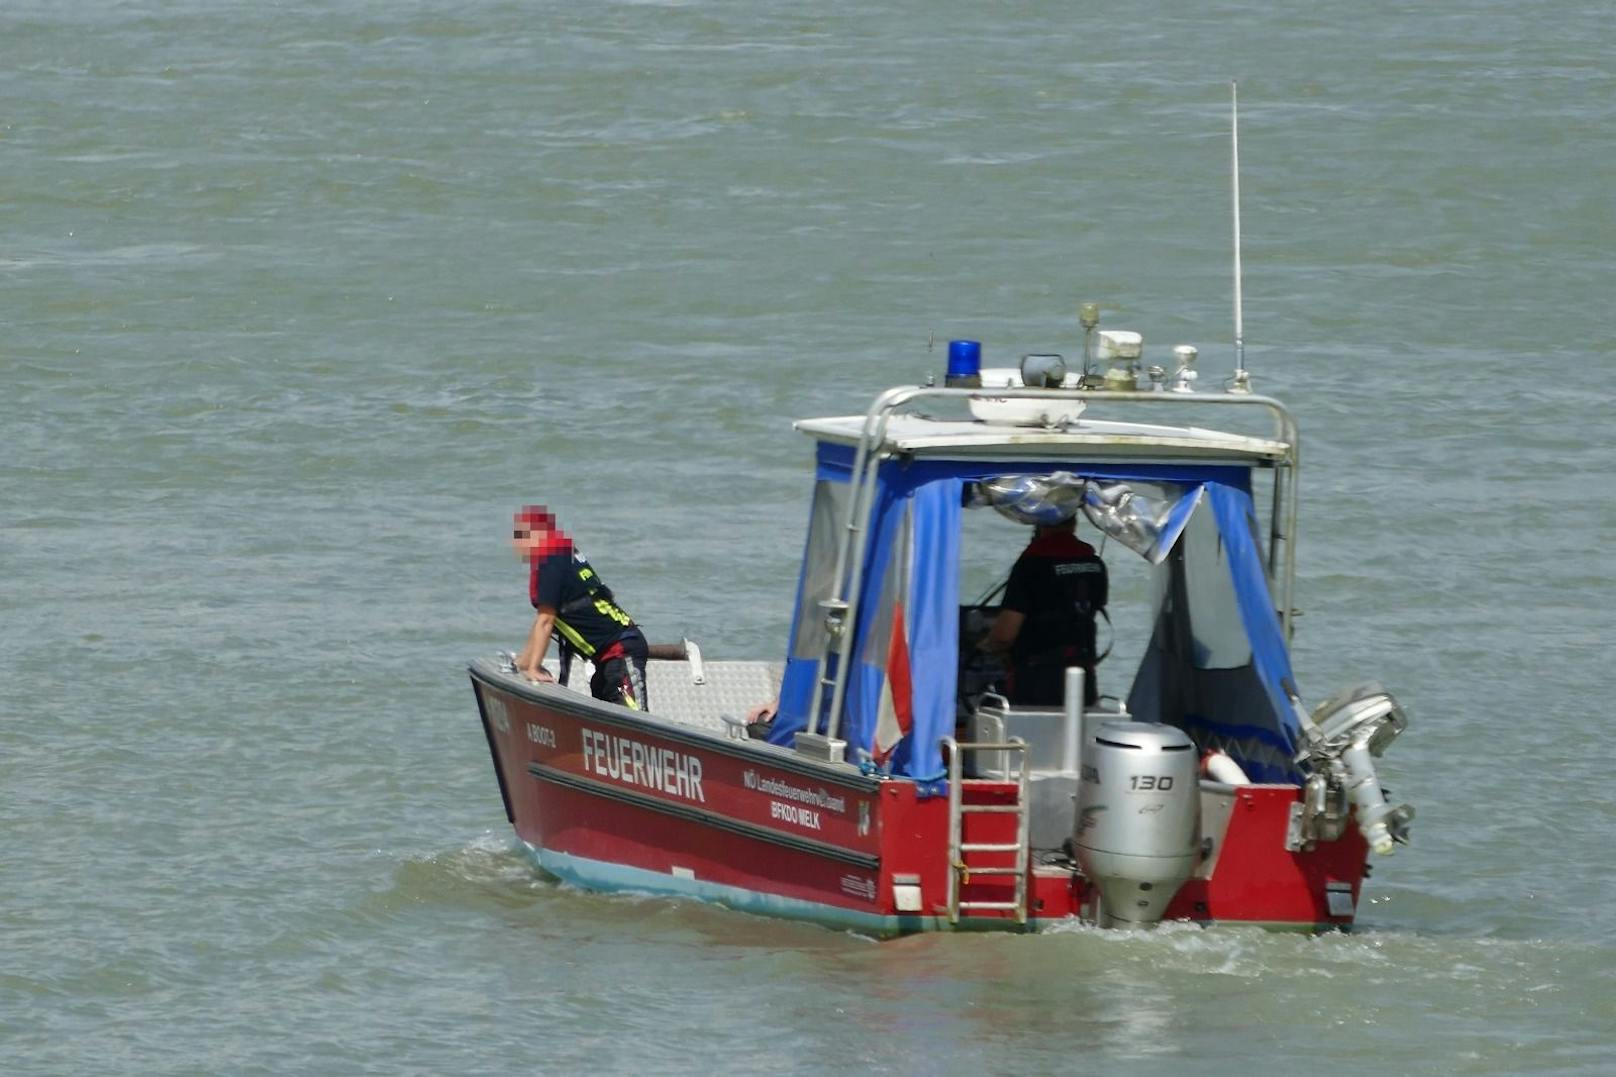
1073,721,1200,928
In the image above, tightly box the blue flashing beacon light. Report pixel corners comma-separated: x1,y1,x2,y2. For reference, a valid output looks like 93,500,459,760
945,339,982,388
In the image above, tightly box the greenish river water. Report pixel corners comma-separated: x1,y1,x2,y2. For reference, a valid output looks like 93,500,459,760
5,1,1615,1072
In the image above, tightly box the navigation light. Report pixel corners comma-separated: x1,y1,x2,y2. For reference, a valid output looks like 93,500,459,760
1170,345,1199,393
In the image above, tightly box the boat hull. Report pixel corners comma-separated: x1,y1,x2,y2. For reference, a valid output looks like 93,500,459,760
472,667,1369,936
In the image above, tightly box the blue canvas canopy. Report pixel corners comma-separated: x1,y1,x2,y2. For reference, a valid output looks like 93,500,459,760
770,441,1306,786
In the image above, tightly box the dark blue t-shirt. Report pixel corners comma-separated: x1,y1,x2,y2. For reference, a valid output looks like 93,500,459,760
1003,532,1107,668
530,549,639,657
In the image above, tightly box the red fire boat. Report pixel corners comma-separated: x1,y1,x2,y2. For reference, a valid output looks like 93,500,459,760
470,331,1414,935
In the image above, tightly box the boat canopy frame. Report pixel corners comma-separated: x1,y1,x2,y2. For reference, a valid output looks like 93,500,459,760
797,384,1301,751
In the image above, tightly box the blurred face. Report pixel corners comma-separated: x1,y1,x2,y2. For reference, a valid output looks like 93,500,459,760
512,507,567,560
512,508,553,561
512,523,544,560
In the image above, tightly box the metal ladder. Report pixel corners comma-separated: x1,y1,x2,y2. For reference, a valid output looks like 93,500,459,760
943,736,1032,925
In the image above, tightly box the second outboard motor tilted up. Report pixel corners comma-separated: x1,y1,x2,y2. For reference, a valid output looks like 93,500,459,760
1073,722,1200,928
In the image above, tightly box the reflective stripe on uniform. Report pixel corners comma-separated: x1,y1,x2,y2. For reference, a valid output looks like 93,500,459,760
620,661,646,711
553,618,597,657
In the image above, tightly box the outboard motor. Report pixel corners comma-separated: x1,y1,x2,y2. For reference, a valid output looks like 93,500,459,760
1073,722,1199,928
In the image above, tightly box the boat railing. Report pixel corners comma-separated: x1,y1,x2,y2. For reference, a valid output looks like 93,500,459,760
804,384,1300,748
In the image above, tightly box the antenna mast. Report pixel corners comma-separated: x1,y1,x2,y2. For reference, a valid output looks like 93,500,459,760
1230,80,1251,393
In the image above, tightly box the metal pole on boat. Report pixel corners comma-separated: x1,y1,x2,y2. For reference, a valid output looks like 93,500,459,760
1063,666,1085,776
805,385,910,745
1229,80,1251,395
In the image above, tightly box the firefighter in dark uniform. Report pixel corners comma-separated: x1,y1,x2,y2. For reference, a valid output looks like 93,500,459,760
512,506,650,711
980,515,1107,706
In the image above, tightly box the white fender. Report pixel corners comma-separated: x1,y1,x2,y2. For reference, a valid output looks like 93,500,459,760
1201,749,1250,786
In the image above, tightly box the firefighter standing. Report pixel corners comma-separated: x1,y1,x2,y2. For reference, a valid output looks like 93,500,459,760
979,515,1107,707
